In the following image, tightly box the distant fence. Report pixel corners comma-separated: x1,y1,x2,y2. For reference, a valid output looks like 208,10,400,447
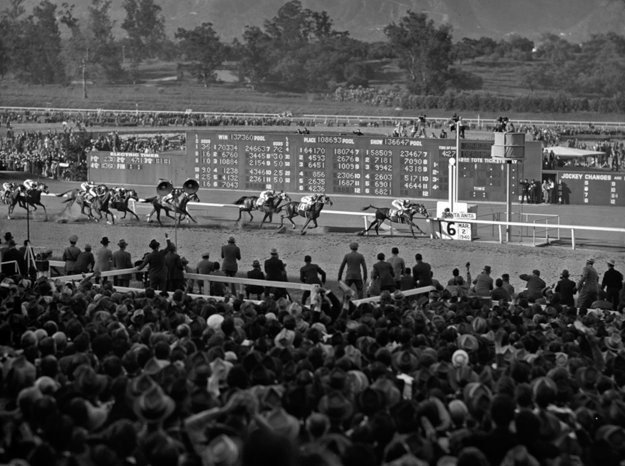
2,106,625,130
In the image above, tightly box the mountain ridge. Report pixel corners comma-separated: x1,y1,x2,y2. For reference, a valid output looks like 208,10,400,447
2,0,624,43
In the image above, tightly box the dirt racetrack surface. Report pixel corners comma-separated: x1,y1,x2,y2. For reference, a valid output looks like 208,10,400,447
1,172,625,297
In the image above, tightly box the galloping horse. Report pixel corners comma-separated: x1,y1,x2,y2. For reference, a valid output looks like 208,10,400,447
7,183,50,221
142,191,200,226
234,191,291,227
358,203,429,238
57,184,108,219
279,194,333,235
109,189,141,222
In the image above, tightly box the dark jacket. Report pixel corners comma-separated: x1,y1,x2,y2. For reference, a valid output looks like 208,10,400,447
221,244,241,273
602,268,623,290
1,248,25,276
412,261,432,287
300,263,326,285
372,261,395,288
264,256,286,282
74,251,95,274
62,245,81,273
138,240,171,281
112,249,133,280
165,251,185,281
555,277,577,305
520,273,547,301
246,268,265,295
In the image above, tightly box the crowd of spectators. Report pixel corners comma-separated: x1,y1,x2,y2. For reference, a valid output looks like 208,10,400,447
0,129,74,177
1,229,625,466
89,133,186,154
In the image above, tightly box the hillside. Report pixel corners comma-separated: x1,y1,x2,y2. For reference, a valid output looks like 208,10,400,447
2,0,625,43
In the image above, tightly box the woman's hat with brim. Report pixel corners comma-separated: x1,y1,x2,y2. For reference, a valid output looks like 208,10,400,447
392,350,419,374
355,386,386,416
264,407,300,440
605,333,623,353
133,384,175,424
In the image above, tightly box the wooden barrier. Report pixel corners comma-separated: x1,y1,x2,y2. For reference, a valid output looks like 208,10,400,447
352,286,435,305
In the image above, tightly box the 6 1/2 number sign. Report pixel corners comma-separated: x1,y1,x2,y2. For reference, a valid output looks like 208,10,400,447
446,221,472,241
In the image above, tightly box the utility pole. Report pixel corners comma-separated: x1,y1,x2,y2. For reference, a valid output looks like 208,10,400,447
81,47,89,99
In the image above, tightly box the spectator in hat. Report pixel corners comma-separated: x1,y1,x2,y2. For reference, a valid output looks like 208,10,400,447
137,234,172,292
196,252,215,294
94,237,113,284
602,259,623,310
338,242,367,299
265,248,287,299
165,243,185,292
62,235,81,275
222,237,241,293
491,278,511,302
473,265,493,297
387,247,405,290
372,253,395,293
519,269,546,302
555,269,577,306
246,260,265,300
112,240,132,287
300,255,326,305
501,273,515,297
1,240,25,276
209,262,228,296
412,253,432,287
577,258,599,309
74,244,95,273
400,267,415,290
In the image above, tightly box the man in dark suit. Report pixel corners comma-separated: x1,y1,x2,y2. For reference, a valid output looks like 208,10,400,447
221,236,241,293
300,255,326,305
195,252,215,294
372,252,395,293
412,253,432,287
246,260,265,300
265,248,287,299
555,269,577,306
137,234,171,292
112,239,133,287
74,244,95,274
338,242,367,299
1,240,26,276
165,243,185,292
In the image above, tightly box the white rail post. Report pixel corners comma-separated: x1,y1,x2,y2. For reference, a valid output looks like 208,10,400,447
498,225,502,243
571,229,575,250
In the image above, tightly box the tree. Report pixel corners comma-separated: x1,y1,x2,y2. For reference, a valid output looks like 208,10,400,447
122,0,166,80
384,11,454,95
175,23,225,87
234,26,273,87
87,0,123,81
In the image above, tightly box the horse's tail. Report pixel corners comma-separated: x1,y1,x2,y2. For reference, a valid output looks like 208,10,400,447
361,205,378,211
233,196,247,205
142,196,157,203
56,189,75,197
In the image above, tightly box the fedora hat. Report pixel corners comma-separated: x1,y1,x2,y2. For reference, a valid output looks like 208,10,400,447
587,258,595,264
228,237,236,243
133,384,175,423
252,260,260,267
203,435,240,466
355,387,386,416
608,259,616,266
101,237,110,245
457,334,479,353
605,333,623,353
270,248,278,255
451,349,470,368
318,391,354,421
392,350,419,374
371,377,401,408
561,270,570,278
117,239,128,247
69,235,78,243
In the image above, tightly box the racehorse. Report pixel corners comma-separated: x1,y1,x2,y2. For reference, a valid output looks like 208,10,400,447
233,191,292,227
7,182,50,221
57,184,108,220
1,183,18,205
108,189,141,222
142,191,200,226
279,194,333,235
358,204,429,238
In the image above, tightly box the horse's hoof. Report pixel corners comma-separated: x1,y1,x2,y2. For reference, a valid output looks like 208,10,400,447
301,231,307,236
357,231,364,236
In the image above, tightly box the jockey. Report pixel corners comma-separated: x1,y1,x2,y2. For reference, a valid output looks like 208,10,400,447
23,179,37,191
257,189,276,208
301,193,321,212
392,198,413,217
113,186,126,202
162,188,179,205
81,180,97,201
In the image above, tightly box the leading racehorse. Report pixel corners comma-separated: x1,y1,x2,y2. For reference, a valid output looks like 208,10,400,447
142,191,200,226
279,194,333,235
7,182,50,221
358,203,429,238
234,191,291,228
57,184,107,220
